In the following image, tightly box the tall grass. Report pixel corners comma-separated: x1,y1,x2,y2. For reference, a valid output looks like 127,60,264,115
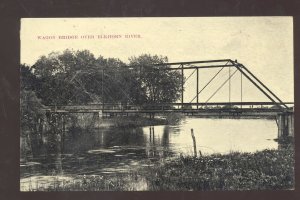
147,147,294,190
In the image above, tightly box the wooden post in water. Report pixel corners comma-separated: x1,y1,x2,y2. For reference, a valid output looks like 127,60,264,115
152,126,154,134
191,128,197,157
149,127,152,142
152,127,155,144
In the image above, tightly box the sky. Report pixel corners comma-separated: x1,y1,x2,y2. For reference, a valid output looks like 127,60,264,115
20,17,294,102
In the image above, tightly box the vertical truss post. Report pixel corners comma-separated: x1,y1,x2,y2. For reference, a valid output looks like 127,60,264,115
241,71,243,108
181,64,184,109
196,68,199,109
139,65,142,105
102,69,104,112
229,66,231,105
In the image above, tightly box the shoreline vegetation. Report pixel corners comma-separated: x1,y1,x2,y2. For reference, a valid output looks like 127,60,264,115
21,146,294,191
110,113,184,127
147,147,294,191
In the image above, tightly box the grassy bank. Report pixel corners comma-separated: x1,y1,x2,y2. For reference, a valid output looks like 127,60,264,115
22,147,294,191
147,147,294,190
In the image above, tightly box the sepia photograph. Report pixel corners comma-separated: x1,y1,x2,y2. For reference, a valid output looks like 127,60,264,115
20,17,294,191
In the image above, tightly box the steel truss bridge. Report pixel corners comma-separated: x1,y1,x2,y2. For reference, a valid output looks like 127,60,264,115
45,59,294,137
45,59,294,138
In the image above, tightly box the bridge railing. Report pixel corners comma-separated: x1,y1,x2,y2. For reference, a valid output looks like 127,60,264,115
44,102,294,112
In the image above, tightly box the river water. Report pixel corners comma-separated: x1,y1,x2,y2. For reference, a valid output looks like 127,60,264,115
20,117,279,189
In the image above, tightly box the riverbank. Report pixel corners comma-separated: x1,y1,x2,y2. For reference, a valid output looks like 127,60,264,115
147,147,294,190
21,147,294,191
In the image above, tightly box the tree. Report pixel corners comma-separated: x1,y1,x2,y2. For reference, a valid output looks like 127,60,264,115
21,90,45,134
20,64,37,91
20,89,46,158
32,49,98,105
30,49,134,105
25,51,183,107
94,57,131,104
129,54,182,105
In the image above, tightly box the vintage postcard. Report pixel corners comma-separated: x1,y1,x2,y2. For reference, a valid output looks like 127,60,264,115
20,17,294,191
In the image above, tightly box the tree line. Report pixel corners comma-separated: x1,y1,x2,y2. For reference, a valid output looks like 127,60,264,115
21,49,182,107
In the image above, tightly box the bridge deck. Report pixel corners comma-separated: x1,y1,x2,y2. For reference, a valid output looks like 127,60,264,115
43,102,293,118
44,107,293,117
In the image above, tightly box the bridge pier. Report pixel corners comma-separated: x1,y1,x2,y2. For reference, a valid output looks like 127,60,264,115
277,112,294,139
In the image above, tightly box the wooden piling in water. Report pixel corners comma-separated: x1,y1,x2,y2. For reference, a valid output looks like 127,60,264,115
152,126,155,144
152,127,154,138
191,128,197,157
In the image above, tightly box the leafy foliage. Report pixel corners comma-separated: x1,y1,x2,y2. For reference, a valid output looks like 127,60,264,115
129,54,182,105
20,89,45,136
21,50,182,106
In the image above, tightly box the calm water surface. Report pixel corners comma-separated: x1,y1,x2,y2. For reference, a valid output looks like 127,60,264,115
20,117,278,179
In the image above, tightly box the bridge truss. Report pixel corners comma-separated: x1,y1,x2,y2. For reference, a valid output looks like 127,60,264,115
45,59,293,114
146,59,290,110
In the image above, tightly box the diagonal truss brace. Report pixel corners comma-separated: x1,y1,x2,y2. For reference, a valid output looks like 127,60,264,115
229,60,288,110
